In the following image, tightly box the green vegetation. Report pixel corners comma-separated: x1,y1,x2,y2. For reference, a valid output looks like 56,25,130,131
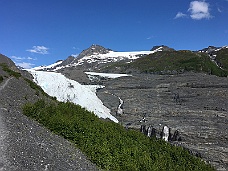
0,63,21,78
102,51,228,77
23,78,57,100
0,63,55,98
23,100,214,171
0,76,3,83
23,78,45,96
127,51,227,77
215,48,228,71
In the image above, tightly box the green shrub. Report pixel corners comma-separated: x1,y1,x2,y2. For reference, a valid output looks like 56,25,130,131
0,63,21,78
0,76,3,83
215,48,228,71
23,100,214,171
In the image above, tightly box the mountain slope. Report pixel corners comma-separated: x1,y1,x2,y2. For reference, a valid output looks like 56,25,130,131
0,54,18,71
0,55,100,170
213,47,228,70
35,45,166,72
31,45,228,78
106,50,228,76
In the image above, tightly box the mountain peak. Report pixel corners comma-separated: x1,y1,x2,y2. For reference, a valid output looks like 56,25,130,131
150,45,175,52
199,46,221,53
76,44,111,59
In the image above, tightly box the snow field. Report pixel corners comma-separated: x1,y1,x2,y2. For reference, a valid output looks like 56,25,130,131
85,72,131,79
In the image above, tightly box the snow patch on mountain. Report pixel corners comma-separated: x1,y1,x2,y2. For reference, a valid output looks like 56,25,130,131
85,72,131,79
33,60,63,71
27,70,118,123
55,49,162,71
74,50,157,66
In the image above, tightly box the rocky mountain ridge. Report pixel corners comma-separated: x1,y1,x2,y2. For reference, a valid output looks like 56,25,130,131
32,45,228,76
33,44,173,72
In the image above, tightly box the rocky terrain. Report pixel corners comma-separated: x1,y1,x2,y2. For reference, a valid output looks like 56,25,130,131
1,44,227,170
0,55,100,171
94,72,228,171
42,44,227,170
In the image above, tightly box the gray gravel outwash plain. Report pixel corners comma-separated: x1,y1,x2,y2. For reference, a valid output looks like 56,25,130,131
96,72,228,171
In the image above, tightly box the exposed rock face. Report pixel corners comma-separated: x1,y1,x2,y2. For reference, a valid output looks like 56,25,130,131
60,56,75,66
0,54,19,72
96,72,228,171
57,45,111,69
150,45,175,52
76,44,111,60
161,126,169,141
199,46,220,53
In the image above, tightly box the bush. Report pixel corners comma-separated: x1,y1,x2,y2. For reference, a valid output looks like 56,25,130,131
0,63,21,78
0,76,3,83
23,100,214,171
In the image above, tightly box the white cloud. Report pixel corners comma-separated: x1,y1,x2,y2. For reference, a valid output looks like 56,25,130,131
26,46,49,54
11,56,37,68
11,56,25,61
73,47,80,50
146,36,154,40
217,6,223,13
27,57,37,60
11,56,37,61
16,62,35,69
188,1,212,20
174,12,187,19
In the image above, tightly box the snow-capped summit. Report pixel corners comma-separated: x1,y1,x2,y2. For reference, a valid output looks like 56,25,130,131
150,45,175,52
199,46,221,53
32,45,176,72
76,44,112,59
53,44,165,72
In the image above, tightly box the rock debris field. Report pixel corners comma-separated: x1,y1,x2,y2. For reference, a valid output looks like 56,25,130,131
96,72,228,171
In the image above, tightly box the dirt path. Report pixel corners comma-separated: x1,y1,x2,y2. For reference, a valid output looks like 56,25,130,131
0,77,13,91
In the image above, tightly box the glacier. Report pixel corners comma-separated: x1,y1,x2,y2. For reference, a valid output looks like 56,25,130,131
27,70,118,123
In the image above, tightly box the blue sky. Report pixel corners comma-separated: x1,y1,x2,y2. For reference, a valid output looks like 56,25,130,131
0,0,227,68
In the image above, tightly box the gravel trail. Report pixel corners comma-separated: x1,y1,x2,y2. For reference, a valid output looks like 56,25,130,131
0,77,13,91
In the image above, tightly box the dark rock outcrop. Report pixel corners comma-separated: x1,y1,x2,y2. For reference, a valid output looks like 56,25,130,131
151,45,175,52
76,44,111,60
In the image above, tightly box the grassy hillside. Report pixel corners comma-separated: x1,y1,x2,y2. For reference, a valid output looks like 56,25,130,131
127,51,227,76
101,50,228,77
23,100,214,171
215,48,228,71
